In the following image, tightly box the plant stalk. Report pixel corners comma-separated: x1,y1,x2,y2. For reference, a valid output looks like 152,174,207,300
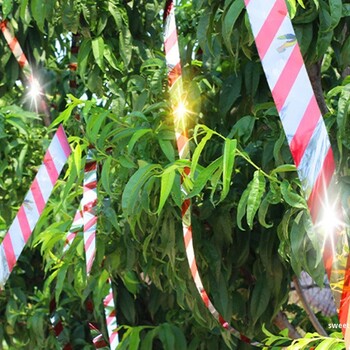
292,275,328,336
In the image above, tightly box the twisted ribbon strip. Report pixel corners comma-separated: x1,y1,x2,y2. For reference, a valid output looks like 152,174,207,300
0,19,32,77
0,125,71,288
0,20,118,347
163,1,262,346
244,0,350,345
60,151,119,349
49,299,73,350
103,278,119,349
83,151,97,276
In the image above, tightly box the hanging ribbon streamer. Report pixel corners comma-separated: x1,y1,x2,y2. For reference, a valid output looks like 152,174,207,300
59,150,119,349
0,19,32,78
83,151,97,275
103,278,119,349
49,299,73,350
0,20,118,348
0,125,71,288
163,1,262,346
244,0,350,345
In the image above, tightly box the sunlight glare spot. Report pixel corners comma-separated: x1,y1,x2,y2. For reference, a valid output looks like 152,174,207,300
174,100,187,122
28,78,41,99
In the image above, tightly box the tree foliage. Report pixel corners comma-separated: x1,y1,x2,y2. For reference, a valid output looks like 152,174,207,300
0,0,349,349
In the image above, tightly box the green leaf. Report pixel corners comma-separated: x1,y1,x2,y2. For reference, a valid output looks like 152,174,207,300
270,164,297,175
73,142,82,175
191,127,213,178
122,164,160,217
258,194,273,228
30,0,45,31
104,44,122,72
329,0,342,29
219,74,242,117
55,262,69,301
129,327,141,350
92,37,105,71
280,180,307,209
101,156,112,196
158,139,175,162
247,170,266,229
244,61,261,97
86,110,109,143
2,0,13,18
222,0,245,55
250,274,271,325
189,157,222,198
220,138,237,202
120,27,132,67
78,39,92,82
314,338,338,349
159,324,175,350
108,2,123,28
127,128,152,155
237,184,250,231
61,0,79,33
158,167,176,214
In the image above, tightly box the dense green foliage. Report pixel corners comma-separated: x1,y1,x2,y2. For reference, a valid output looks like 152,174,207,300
0,0,349,349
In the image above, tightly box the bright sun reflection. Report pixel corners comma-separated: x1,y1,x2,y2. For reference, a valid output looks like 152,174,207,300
320,201,343,236
317,190,345,257
174,100,187,122
28,77,41,99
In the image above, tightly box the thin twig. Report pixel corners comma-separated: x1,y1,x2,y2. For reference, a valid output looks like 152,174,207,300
292,275,328,336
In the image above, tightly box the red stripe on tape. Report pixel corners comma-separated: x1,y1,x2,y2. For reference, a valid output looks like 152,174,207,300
0,20,7,32
307,148,335,222
85,162,97,172
164,28,178,54
8,37,18,52
169,62,182,87
31,178,46,214
84,181,97,191
2,234,16,272
272,44,303,112
184,227,192,249
44,150,59,185
18,53,27,68
104,292,114,306
255,0,287,60
182,199,190,217
84,216,97,232
57,125,71,158
190,258,198,279
17,206,31,242
84,230,96,251
290,95,321,167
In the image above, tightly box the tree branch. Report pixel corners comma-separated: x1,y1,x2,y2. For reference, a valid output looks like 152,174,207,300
273,310,301,339
306,61,329,116
292,275,328,336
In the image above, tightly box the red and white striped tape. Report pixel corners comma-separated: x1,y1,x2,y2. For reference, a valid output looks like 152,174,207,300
49,299,73,350
61,151,119,349
0,19,32,78
0,125,71,288
103,278,119,349
163,1,261,346
83,150,97,275
244,0,350,345
0,18,50,120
